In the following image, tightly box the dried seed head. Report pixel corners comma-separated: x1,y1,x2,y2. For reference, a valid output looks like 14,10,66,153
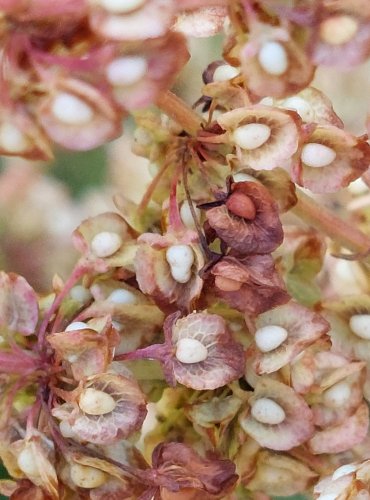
349,314,370,340
213,64,240,82
70,463,107,489
255,325,288,353
214,275,242,292
232,123,271,150
65,321,89,332
166,244,195,284
0,122,29,153
176,337,208,364
51,92,94,125
17,448,39,477
107,288,138,304
79,388,116,415
301,143,336,168
319,15,359,46
258,41,288,76
251,397,286,425
96,0,146,14
323,381,351,408
91,231,123,257
106,56,148,86
226,191,257,220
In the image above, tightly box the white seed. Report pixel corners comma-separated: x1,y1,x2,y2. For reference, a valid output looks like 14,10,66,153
106,56,147,86
91,231,122,258
232,172,257,183
320,15,359,46
107,288,138,304
180,201,200,229
66,354,79,363
213,64,240,82
282,96,313,122
255,325,288,353
349,314,370,340
301,143,336,168
176,337,208,364
166,244,195,284
79,388,116,415
233,123,271,150
258,41,288,76
70,463,107,489
51,92,94,125
251,397,286,425
0,122,29,153
17,448,39,477
70,285,92,303
323,381,351,408
65,321,89,332
59,420,78,439
96,0,145,14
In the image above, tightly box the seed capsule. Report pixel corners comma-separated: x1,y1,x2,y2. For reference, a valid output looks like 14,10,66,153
106,56,148,86
255,325,288,353
251,397,286,425
213,64,240,82
17,448,39,477
226,192,256,220
215,275,242,292
349,314,370,340
233,123,271,150
282,96,313,122
180,201,200,229
70,463,107,489
107,289,138,304
51,92,94,125
319,15,359,46
0,122,29,153
166,244,195,284
323,381,351,408
79,388,116,415
176,338,208,364
301,143,336,168
258,41,288,76
91,231,122,257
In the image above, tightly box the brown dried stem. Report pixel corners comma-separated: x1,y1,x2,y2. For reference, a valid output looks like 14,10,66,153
156,90,204,136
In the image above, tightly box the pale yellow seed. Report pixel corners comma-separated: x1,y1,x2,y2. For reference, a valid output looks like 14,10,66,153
70,463,107,489
251,398,286,425
320,15,359,46
78,388,116,415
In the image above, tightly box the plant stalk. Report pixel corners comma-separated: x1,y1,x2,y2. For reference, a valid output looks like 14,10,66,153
156,91,204,136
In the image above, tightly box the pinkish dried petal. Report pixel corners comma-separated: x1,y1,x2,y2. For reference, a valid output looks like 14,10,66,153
52,372,147,445
239,378,314,450
211,255,289,316
309,402,369,454
175,7,227,37
0,272,38,335
218,106,300,170
291,125,370,193
248,301,329,374
205,181,283,254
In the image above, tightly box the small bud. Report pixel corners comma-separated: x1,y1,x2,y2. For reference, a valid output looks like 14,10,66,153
255,325,288,353
0,122,29,153
226,192,257,220
251,397,286,425
107,288,138,304
215,275,242,292
232,123,271,150
258,41,288,76
51,92,94,125
301,143,336,168
323,381,351,408
17,448,39,477
176,338,208,364
106,56,148,86
65,321,89,332
319,15,359,46
166,245,195,284
91,231,123,258
349,314,370,340
213,64,240,82
70,463,107,489
79,388,116,415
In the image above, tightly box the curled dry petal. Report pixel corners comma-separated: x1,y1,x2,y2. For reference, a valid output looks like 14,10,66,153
239,377,314,450
211,255,290,316
52,372,147,445
0,272,38,335
291,125,370,193
217,106,300,170
151,442,238,497
167,311,245,390
205,181,283,254
309,402,369,454
248,301,329,375
88,0,176,41
37,78,122,151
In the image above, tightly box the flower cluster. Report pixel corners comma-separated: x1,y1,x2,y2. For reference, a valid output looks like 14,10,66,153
0,0,370,499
